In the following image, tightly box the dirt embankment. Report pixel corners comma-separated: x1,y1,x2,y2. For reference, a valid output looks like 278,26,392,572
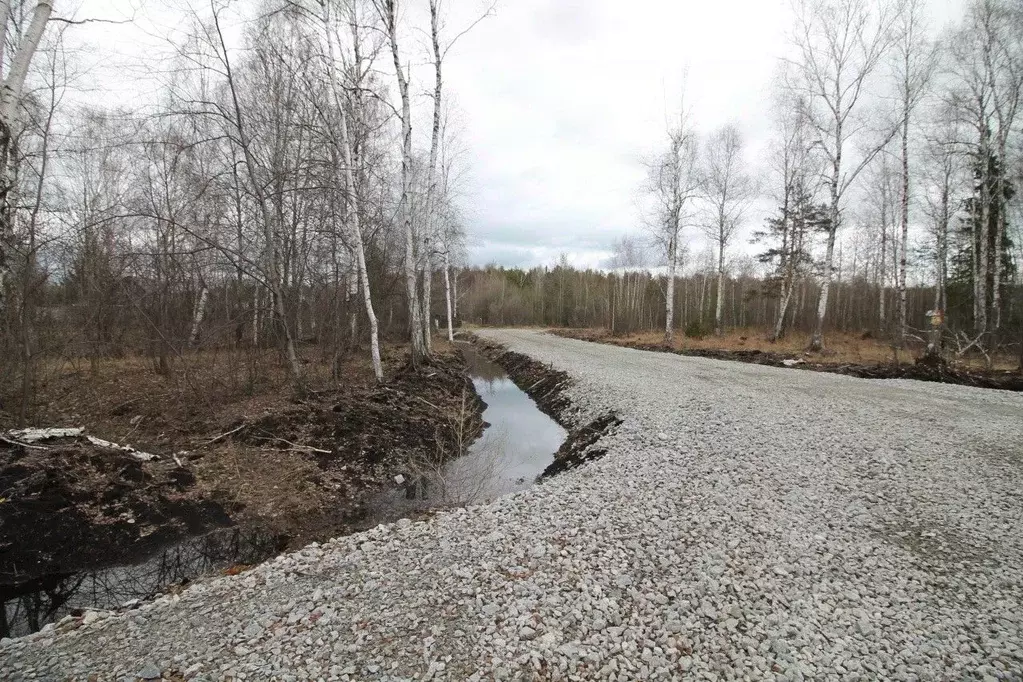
553,328,1023,392
0,350,484,592
465,334,621,478
0,437,231,591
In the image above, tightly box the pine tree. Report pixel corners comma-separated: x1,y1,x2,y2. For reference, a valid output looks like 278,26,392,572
753,180,831,340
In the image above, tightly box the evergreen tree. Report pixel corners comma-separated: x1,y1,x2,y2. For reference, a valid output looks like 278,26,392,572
753,180,830,340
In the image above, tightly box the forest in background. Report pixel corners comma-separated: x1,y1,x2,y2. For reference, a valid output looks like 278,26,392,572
463,0,1023,367
0,0,493,427
0,0,1022,436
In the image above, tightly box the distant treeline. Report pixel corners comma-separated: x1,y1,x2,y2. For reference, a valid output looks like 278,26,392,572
457,264,1022,350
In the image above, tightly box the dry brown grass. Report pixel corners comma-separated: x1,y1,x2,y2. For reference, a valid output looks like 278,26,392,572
194,443,328,528
10,336,466,544
17,342,409,447
572,327,1018,371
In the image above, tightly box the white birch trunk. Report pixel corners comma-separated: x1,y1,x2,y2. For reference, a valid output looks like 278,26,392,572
190,285,208,346
976,124,990,338
897,106,910,347
0,0,52,317
810,151,841,352
418,0,444,353
347,266,359,345
664,235,676,344
253,287,261,347
443,250,454,342
991,136,1008,331
773,280,794,342
714,242,725,336
452,267,459,318
879,201,887,330
421,252,432,351
382,0,426,365
322,1,382,381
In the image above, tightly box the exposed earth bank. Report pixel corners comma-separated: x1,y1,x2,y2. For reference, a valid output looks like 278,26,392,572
1,349,484,615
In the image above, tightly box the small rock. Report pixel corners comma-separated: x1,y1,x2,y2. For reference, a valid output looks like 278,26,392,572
138,662,162,680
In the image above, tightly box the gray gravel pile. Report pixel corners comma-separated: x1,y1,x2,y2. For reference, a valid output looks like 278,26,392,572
4,329,1023,681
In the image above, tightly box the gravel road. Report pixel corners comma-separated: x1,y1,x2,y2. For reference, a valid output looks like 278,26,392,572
5,329,1023,681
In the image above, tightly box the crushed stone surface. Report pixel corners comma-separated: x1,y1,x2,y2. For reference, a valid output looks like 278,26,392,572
4,329,1023,681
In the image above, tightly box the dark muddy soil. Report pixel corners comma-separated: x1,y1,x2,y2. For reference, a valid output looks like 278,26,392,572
1,350,485,598
0,439,230,590
465,334,621,478
211,352,485,543
553,328,1023,392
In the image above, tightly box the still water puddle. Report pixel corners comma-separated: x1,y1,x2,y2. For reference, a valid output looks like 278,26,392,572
2,344,565,638
364,343,566,519
1,527,286,639
453,344,567,498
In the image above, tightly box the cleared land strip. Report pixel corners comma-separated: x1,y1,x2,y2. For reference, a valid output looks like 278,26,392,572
4,329,1023,681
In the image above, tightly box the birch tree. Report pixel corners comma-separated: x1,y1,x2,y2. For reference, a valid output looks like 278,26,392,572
376,0,426,365
170,2,306,390
645,105,699,344
419,0,443,352
700,123,757,337
980,0,1021,334
788,0,897,351
0,0,52,320
420,0,491,349
892,0,935,346
920,105,965,355
759,89,824,341
317,0,383,381
864,148,899,332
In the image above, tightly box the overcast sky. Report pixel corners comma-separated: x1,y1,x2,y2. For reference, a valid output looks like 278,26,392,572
442,0,788,269
76,0,968,271
439,0,969,270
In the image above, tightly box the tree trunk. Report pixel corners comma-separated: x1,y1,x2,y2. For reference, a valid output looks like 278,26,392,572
323,3,383,381
810,155,841,352
879,199,887,332
383,0,426,366
443,250,454,342
0,0,52,319
190,285,209,346
976,125,990,340
714,242,725,336
991,137,1007,333
421,255,432,351
773,279,794,342
664,233,676,344
253,287,261,347
897,110,910,348
213,7,303,392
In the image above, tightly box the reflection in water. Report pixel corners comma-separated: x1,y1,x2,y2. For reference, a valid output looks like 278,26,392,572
367,344,566,520
1,527,285,639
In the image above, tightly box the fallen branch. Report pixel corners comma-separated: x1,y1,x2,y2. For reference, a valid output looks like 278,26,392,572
414,395,442,411
0,435,48,450
203,423,248,446
526,376,549,392
251,434,332,454
85,436,158,462
8,427,84,442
